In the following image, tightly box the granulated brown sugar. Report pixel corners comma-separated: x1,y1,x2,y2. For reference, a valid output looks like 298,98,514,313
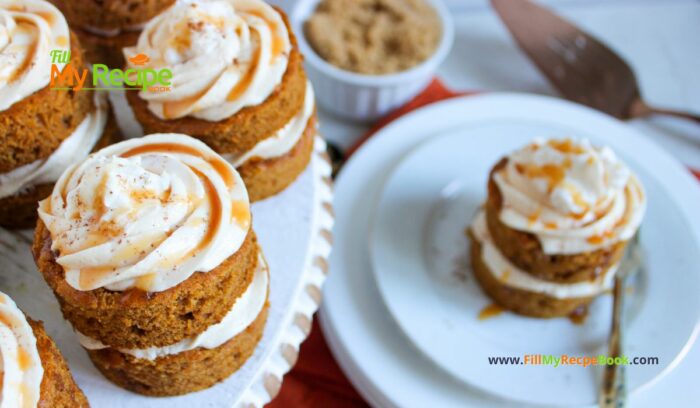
304,0,441,75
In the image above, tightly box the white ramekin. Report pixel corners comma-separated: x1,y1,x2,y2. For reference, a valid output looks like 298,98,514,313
291,0,454,122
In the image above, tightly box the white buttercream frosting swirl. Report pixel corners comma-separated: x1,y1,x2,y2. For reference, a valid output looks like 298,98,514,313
494,138,646,255
0,92,108,199
0,292,44,408
470,211,616,299
38,133,252,293
0,0,70,111
76,252,268,360
124,0,291,121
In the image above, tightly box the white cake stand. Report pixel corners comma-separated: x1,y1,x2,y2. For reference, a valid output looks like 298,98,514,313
0,90,334,407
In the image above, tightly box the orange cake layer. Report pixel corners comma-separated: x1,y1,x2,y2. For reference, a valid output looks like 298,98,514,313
0,35,93,173
0,113,120,229
469,232,595,318
239,112,316,201
50,0,174,32
33,222,259,350
86,298,268,396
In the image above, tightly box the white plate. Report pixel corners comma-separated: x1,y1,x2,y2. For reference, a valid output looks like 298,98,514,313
321,93,700,408
370,122,700,405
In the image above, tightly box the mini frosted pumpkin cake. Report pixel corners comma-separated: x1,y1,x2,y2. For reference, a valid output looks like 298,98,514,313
0,0,118,229
469,139,646,318
48,0,175,66
31,134,269,396
0,291,89,407
124,0,316,202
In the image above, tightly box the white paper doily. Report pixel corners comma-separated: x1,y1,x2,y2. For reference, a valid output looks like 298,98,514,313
0,93,334,407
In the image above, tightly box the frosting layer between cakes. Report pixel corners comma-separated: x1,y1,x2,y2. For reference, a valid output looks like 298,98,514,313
76,252,268,360
470,210,617,299
0,92,108,199
0,292,44,407
123,0,292,121
224,81,314,166
37,133,251,292
493,138,646,255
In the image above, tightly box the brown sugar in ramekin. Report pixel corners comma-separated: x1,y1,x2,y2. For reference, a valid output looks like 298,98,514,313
304,0,441,75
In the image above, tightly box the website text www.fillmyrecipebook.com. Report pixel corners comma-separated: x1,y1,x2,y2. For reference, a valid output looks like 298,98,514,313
488,354,659,368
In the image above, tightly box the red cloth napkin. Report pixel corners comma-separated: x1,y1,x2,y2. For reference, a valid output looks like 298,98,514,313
266,319,368,408
692,168,700,181
267,79,700,408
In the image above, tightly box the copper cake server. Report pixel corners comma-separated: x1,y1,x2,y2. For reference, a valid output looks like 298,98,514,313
491,0,700,123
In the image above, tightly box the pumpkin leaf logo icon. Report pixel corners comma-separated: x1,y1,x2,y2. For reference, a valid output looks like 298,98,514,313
128,53,150,66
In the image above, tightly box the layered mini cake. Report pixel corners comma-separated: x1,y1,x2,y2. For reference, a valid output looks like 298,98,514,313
32,134,269,396
49,0,175,66
469,139,646,318
0,0,118,229
124,0,316,201
0,291,89,407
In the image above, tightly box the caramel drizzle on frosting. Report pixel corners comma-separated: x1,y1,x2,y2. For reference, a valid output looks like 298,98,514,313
515,158,572,193
7,20,39,82
162,86,211,120
79,266,115,290
121,142,235,188
0,1,69,109
0,292,43,408
190,166,223,253
231,200,250,229
248,10,285,62
496,138,646,255
585,185,635,244
547,139,586,154
40,135,252,293
124,0,291,122
226,41,261,102
225,11,284,102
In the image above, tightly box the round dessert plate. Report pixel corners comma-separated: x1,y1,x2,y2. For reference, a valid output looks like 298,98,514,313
366,97,700,405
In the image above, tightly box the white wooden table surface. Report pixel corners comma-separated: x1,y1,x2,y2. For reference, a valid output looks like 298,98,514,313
275,0,700,406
